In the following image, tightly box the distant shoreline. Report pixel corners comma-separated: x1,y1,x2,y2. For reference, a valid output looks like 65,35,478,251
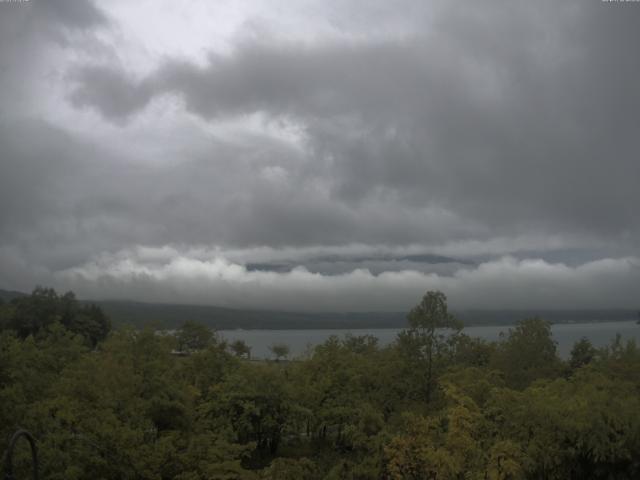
218,320,640,360
217,319,639,332
92,298,638,330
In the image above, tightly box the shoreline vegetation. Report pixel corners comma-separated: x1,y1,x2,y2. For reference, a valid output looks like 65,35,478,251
1,287,640,478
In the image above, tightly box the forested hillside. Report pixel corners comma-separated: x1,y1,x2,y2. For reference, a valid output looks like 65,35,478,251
2,289,636,329
93,300,640,330
1,289,640,479
0,289,26,303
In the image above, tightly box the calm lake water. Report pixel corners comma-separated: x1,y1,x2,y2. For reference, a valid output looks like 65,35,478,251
219,321,640,359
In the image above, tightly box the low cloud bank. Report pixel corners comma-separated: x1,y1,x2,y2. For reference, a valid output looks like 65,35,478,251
48,246,640,312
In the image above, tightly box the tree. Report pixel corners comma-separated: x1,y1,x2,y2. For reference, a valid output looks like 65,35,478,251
0,301,14,330
6,287,61,338
2,287,110,346
490,317,561,389
403,290,462,402
68,304,111,348
385,387,485,479
176,321,213,352
269,343,290,361
229,339,252,359
569,337,597,370
342,334,379,355
450,333,495,368
208,364,292,457
261,457,317,480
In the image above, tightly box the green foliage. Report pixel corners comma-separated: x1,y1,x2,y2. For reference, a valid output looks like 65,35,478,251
486,368,640,479
407,290,462,332
491,317,562,389
2,288,640,479
207,364,292,458
402,290,463,402
269,343,290,361
0,287,110,346
261,457,317,479
449,333,496,368
569,337,597,370
176,320,215,352
230,339,252,359
385,387,486,480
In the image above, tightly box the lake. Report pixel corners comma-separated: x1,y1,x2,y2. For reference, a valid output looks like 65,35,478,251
219,321,640,359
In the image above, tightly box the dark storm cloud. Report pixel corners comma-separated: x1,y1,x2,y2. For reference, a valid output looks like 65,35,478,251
0,0,107,59
1,0,639,309
69,66,155,121
0,0,106,29
0,114,464,276
69,1,640,246
36,0,107,29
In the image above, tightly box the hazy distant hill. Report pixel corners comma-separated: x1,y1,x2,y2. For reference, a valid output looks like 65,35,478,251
93,300,639,330
0,288,27,302
2,288,637,329
92,300,408,330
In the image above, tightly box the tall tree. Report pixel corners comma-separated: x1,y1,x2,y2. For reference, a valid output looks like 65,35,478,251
403,290,462,402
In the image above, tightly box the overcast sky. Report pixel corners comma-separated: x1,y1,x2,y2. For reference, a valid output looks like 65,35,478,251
0,0,639,311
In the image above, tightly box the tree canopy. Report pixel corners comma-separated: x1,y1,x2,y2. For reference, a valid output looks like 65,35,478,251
0,287,110,346
2,288,640,479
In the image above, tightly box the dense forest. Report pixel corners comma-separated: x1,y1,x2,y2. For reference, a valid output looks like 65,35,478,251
1,288,640,479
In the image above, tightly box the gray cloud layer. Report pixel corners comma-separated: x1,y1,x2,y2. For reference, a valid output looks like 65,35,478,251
1,0,639,310
69,2,640,239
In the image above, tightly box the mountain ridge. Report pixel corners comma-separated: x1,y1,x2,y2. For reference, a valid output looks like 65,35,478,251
3,289,637,330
